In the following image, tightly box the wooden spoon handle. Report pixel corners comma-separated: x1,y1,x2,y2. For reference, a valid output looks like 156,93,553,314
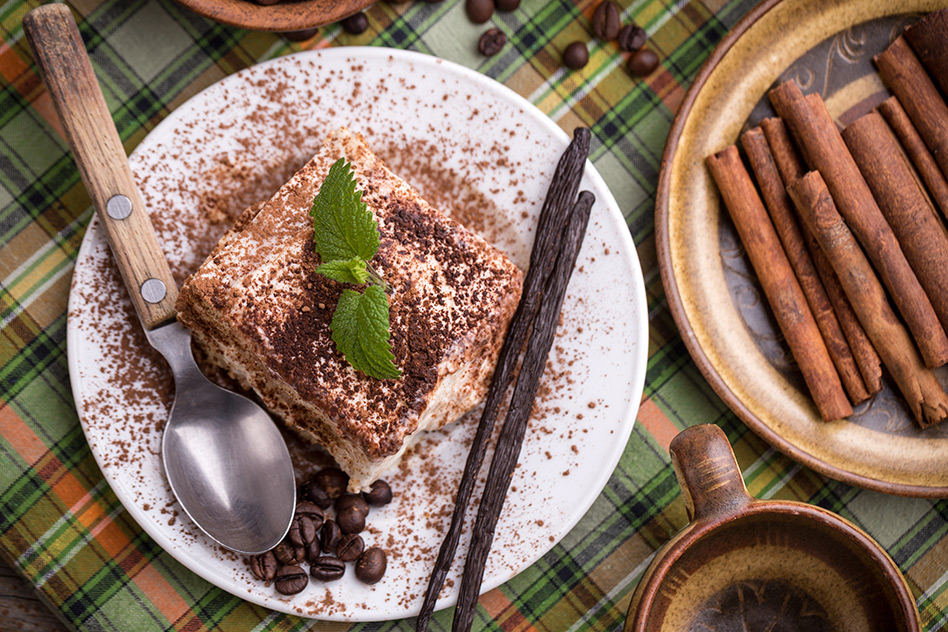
23,4,177,330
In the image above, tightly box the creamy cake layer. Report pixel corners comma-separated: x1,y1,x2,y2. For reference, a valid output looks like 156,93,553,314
176,127,523,490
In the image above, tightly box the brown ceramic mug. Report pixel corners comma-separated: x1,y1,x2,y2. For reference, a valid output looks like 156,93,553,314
625,424,921,632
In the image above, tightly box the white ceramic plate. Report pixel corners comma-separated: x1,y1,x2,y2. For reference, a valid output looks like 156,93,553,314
67,48,648,621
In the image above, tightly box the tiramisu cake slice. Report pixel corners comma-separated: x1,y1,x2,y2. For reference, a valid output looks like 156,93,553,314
176,127,523,490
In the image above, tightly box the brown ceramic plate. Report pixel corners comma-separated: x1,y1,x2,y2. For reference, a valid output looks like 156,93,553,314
657,0,948,497
174,0,373,32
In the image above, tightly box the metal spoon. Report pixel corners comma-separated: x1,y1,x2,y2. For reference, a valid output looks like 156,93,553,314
24,4,296,554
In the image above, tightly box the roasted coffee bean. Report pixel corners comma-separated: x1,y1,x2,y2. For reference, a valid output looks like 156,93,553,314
478,28,506,57
288,514,317,547
363,480,393,506
314,468,349,499
495,0,519,10
355,547,387,584
627,48,659,77
295,501,325,529
283,27,319,42
563,41,589,69
273,540,305,565
254,0,281,5
466,0,493,24
337,533,365,562
305,537,322,564
591,1,620,40
300,480,331,509
320,519,341,552
337,506,366,534
274,565,308,595
336,493,369,517
249,550,278,581
340,11,369,34
617,23,647,51
310,556,346,582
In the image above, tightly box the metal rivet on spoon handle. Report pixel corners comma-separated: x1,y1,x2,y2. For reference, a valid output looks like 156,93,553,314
140,278,168,304
23,3,296,554
106,194,133,220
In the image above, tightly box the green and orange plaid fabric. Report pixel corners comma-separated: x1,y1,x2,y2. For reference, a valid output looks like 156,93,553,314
2,0,947,630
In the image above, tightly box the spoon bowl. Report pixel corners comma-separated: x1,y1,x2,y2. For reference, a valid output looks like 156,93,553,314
149,322,295,554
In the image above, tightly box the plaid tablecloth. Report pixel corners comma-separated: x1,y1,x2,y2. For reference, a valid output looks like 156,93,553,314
2,0,946,630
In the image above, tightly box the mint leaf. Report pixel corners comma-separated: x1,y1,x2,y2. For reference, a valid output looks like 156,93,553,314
330,285,401,380
310,157,400,380
310,158,380,263
315,258,368,285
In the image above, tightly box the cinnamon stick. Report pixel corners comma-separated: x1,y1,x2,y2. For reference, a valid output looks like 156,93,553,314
803,230,884,396
760,118,806,183
843,111,948,338
760,117,883,394
769,81,948,368
707,146,851,421
875,36,948,182
415,128,590,632
877,96,948,220
741,127,869,404
788,171,948,428
453,190,593,632
904,8,948,98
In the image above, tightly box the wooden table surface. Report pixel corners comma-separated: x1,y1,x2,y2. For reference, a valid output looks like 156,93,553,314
1,558,70,632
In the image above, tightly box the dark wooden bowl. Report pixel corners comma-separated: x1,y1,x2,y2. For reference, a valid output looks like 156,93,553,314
174,0,375,32
625,425,921,632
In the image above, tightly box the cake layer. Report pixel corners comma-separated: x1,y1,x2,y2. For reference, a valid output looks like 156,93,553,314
176,127,523,489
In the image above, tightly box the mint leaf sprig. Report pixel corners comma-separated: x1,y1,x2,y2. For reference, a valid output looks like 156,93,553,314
310,158,401,380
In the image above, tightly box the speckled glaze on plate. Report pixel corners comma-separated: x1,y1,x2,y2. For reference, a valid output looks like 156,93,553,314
657,0,948,497
174,0,372,32
67,49,648,621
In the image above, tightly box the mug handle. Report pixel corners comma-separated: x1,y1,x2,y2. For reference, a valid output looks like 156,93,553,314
669,424,752,523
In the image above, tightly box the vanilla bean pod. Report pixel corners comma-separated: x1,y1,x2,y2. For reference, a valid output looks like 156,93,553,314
414,129,591,631
452,190,594,632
